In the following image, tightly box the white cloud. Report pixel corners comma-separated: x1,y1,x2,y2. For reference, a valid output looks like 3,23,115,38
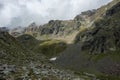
0,0,112,28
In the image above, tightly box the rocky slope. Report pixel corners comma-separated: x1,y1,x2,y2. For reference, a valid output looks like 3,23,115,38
21,9,96,43
75,0,120,54
10,0,120,44
0,29,88,80
17,34,40,51
9,26,25,37
0,30,46,65
9,7,97,44
0,31,98,80
0,63,85,80
54,0,120,79
3,0,120,79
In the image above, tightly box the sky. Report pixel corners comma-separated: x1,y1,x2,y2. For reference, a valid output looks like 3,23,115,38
0,0,112,28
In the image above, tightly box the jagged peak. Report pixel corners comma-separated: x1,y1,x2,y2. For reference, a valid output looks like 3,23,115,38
74,9,96,21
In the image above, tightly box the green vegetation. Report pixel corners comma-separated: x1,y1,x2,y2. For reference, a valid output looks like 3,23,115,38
17,34,67,58
38,40,67,57
0,32,31,64
97,75,120,80
0,32,46,65
90,50,120,62
17,34,40,50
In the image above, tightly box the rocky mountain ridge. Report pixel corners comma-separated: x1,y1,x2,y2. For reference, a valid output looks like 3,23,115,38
10,9,97,44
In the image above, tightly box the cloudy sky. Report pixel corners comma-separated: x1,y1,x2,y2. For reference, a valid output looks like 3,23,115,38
0,0,112,28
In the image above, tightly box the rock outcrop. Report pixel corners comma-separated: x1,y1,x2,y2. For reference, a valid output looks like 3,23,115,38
10,26,25,37
22,9,96,43
75,1,120,54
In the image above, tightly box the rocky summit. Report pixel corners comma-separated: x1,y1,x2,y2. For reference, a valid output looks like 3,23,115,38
1,0,120,80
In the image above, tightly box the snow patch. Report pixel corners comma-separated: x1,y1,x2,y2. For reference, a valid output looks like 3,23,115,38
49,57,57,61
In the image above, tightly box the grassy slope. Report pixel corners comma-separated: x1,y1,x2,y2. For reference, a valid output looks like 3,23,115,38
38,40,67,57
17,34,40,50
17,34,67,58
0,32,49,65
0,32,32,64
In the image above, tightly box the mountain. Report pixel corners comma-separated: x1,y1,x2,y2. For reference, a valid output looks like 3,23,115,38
1,29,83,80
1,31,97,80
75,0,120,54
17,34,40,50
21,9,96,44
54,0,120,79
3,0,120,79
0,30,45,65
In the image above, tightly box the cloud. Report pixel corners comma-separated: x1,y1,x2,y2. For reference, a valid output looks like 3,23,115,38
0,0,112,28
